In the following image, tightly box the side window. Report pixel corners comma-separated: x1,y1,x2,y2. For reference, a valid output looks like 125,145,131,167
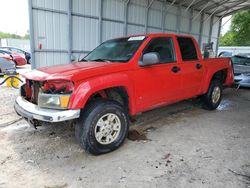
177,37,198,61
143,37,176,64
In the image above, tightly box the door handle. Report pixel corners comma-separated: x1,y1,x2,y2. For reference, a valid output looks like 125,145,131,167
171,66,181,73
196,63,202,69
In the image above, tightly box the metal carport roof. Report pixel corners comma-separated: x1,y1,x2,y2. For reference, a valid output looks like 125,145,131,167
165,0,250,17
28,0,250,68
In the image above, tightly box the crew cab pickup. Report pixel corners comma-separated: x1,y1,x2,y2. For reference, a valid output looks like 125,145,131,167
15,33,234,155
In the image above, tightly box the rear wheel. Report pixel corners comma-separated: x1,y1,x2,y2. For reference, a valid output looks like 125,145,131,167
75,99,129,155
201,80,223,110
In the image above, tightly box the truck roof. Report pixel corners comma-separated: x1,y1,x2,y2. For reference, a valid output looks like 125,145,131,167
114,33,195,40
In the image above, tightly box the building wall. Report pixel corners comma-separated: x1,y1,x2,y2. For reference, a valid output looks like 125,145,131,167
29,0,221,68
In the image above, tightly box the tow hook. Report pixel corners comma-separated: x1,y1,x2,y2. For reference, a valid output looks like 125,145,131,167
26,118,42,129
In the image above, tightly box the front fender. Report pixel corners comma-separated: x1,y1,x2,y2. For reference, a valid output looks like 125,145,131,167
68,72,136,114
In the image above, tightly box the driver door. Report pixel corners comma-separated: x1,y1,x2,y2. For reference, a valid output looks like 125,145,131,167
133,37,182,113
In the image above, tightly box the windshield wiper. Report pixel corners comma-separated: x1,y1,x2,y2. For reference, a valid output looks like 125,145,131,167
79,58,88,62
91,58,111,62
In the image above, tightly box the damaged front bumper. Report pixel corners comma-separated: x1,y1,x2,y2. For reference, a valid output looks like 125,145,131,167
14,96,80,125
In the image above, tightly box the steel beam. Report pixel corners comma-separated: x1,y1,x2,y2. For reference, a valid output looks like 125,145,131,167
213,9,230,25
183,0,197,13
32,6,67,15
161,1,165,32
214,0,247,16
208,15,214,43
191,0,210,9
28,0,35,69
203,6,221,24
176,5,181,34
192,1,209,21
198,13,204,46
223,5,250,17
67,0,72,63
215,19,222,55
123,0,130,35
165,0,178,13
203,0,231,13
98,0,103,43
221,16,232,28
188,9,193,34
145,0,155,33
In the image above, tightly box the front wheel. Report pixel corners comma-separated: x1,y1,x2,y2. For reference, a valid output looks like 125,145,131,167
75,100,129,155
201,80,223,110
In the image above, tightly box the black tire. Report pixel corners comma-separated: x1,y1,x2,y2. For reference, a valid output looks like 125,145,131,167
75,99,129,155
201,80,223,110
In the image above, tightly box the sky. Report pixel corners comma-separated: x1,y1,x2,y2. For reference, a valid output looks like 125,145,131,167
0,0,29,36
221,16,232,35
0,0,231,37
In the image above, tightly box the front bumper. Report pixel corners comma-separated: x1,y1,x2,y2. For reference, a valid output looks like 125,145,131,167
14,96,80,122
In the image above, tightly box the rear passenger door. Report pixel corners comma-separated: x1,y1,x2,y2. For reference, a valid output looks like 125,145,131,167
176,37,204,98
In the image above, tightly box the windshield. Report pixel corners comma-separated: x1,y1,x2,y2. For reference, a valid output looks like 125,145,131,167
83,36,146,62
232,55,250,66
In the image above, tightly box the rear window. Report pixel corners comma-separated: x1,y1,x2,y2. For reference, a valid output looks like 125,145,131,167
177,37,198,61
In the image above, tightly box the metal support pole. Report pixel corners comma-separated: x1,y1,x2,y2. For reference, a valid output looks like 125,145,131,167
67,0,72,63
145,0,154,33
208,15,214,43
123,0,130,35
198,13,204,47
176,5,181,34
28,0,35,69
188,9,193,34
98,0,103,43
161,1,165,32
215,19,222,56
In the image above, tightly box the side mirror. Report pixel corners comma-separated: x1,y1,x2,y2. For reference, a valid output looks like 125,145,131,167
140,52,160,66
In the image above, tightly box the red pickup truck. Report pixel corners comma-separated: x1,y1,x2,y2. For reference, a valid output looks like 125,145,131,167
15,33,234,155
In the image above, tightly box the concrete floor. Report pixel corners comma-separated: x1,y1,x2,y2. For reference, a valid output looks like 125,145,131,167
0,83,249,188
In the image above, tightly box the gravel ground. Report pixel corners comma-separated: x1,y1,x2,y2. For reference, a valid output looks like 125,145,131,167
0,84,249,188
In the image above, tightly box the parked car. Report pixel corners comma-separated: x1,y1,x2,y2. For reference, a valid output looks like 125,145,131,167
0,52,16,75
14,34,234,155
0,49,27,66
0,47,31,64
232,54,250,88
218,51,233,57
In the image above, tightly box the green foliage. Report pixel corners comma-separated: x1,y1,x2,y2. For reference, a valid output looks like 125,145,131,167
220,10,250,46
219,31,234,46
0,31,29,39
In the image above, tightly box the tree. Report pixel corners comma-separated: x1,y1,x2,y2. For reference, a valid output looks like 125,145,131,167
0,31,29,40
219,10,250,46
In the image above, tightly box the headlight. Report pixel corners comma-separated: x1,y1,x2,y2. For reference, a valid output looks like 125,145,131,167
41,80,74,94
38,93,71,109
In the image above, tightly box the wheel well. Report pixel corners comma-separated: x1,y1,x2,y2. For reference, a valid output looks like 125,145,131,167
86,87,129,113
211,69,227,84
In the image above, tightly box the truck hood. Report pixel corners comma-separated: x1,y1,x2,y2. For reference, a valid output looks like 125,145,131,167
22,61,129,81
